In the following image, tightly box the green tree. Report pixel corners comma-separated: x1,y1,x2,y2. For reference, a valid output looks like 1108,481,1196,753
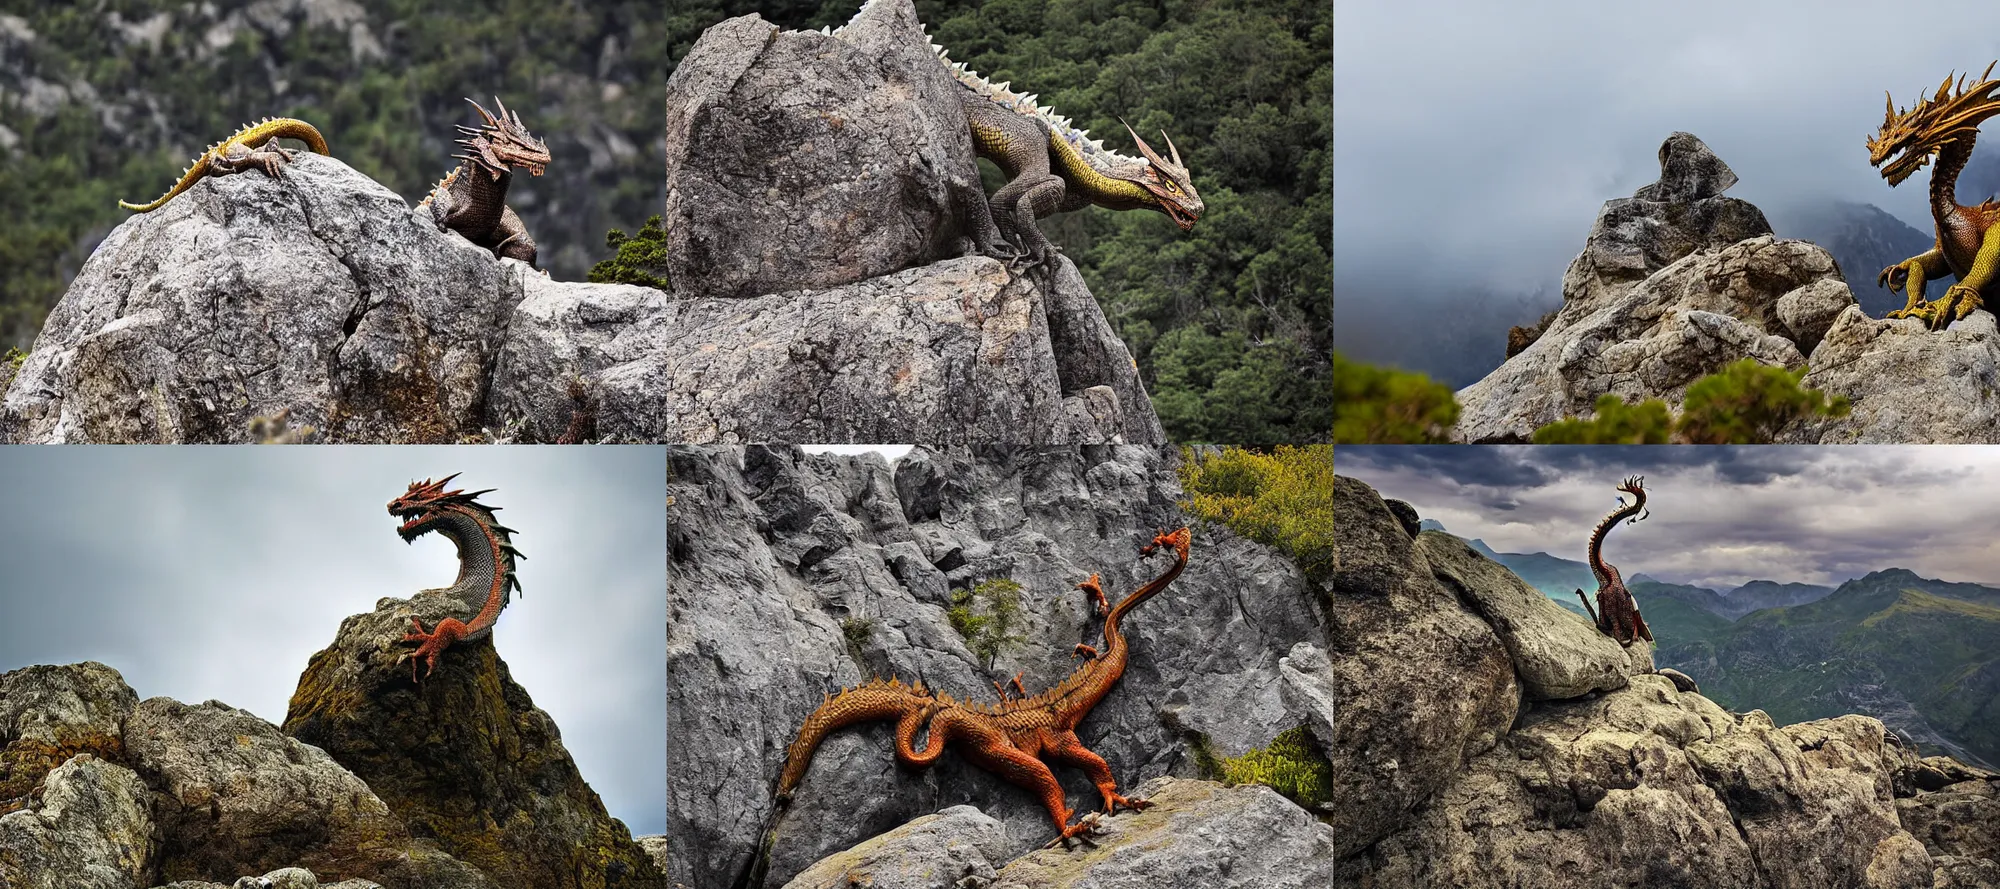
1332,352,1458,444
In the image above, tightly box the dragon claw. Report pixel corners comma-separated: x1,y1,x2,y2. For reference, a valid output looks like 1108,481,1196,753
1042,812,1103,849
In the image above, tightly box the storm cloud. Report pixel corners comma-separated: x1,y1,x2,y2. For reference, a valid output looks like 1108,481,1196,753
0,446,666,836
1333,1,2000,380
1338,446,2000,591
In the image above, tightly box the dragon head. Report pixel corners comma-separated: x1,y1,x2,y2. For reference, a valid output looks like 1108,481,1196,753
1617,475,1645,497
1868,62,2000,187
388,473,503,544
460,96,550,177
1118,121,1202,231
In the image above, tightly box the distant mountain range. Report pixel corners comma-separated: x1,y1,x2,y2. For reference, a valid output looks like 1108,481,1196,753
1769,200,1935,319
1421,521,1997,767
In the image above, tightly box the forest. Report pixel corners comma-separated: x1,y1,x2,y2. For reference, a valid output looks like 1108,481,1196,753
0,0,1327,443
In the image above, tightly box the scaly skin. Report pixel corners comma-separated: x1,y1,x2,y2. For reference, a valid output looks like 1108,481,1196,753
119,118,329,212
1574,476,1653,648
774,528,1192,848
1869,62,2000,330
418,97,551,269
809,0,1204,275
387,473,526,681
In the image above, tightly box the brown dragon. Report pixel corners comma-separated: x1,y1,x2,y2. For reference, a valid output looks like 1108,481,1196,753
810,0,1205,274
1869,62,2000,329
387,473,525,680
1574,476,1653,648
119,118,329,212
766,527,1191,862
418,97,551,269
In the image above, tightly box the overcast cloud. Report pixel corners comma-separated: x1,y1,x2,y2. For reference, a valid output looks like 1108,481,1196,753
1339,446,2000,591
0,447,666,836
1334,1,2000,369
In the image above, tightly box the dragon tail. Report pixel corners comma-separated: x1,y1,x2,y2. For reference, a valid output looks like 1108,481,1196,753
775,677,936,799
119,155,215,212
119,117,329,212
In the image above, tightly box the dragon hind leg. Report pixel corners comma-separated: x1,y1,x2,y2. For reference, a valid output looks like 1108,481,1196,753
1045,730,1152,816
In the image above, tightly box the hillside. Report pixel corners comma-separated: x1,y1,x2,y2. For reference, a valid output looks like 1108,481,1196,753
0,0,1329,444
1662,570,2000,768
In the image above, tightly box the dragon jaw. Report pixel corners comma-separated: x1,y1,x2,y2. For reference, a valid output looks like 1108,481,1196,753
1118,122,1203,230
388,473,501,544
1868,62,2000,187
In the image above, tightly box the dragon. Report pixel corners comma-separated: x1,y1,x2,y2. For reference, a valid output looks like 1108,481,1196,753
417,97,551,269
1868,62,2000,330
387,473,525,681
768,527,1191,858
118,118,329,212
1573,476,1653,648
815,0,1205,273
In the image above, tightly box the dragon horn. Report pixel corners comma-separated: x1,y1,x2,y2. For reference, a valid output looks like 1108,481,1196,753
1161,128,1182,168
465,97,499,128
435,472,462,490
1885,90,1896,125
1120,117,1171,170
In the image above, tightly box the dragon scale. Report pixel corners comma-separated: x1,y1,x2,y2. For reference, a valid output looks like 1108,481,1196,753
388,474,526,680
773,528,1192,849
808,0,1203,270
1575,477,1653,647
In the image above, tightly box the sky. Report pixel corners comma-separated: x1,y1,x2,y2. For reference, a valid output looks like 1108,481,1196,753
0,446,666,837
1338,445,2000,591
1334,1,2000,371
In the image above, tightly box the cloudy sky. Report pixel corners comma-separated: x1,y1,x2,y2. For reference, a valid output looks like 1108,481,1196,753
1334,1,2000,373
0,447,666,836
1338,446,2000,591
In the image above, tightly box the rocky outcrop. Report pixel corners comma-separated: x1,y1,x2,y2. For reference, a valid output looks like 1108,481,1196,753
0,152,520,445
0,662,488,889
1,599,658,888
667,446,1328,888
1785,309,2000,443
283,584,663,889
1454,132,2000,444
1,0,1163,445
784,777,1336,889
660,0,986,300
490,255,1158,444
1333,473,2000,888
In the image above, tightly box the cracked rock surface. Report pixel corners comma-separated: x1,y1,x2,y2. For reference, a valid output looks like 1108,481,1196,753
0,152,518,444
667,446,1326,887
1334,473,2000,889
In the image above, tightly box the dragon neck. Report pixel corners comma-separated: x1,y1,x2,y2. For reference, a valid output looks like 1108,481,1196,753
461,157,513,204
1933,134,1977,223
429,506,519,639
1036,539,1189,722
1587,491,1644,587
1049,135,1156,208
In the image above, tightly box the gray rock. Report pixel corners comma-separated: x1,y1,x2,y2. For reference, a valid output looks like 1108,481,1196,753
668,446,1326,888
0,152,521,444
1657,666,1700,693
1457,236,1850,442
0,662,137,802
1341,678,1936,889
127,696,490,888
5,0,1164,446
0,754,154,889
489,256,1159,444
781,805,1013,889
661,0,987,300
987,777,1337,888
1415,531,1631,700
1564,133,1773,318
1788,307,2000,443
1634,132,1742,203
